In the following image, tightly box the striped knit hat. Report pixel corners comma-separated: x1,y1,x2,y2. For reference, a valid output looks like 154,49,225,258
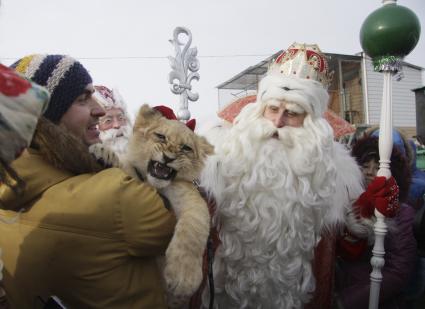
11,54,92,123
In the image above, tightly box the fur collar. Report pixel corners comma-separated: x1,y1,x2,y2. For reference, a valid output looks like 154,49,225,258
31,117,103,175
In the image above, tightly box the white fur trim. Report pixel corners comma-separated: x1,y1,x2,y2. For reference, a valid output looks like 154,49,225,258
326,142,364,228
258,71,329,118
199,120,231,147
284,101,305,114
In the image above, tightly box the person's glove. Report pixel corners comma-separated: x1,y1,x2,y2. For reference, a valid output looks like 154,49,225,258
355,176,400,218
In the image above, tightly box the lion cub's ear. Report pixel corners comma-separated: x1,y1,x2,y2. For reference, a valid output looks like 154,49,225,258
134,104,162,131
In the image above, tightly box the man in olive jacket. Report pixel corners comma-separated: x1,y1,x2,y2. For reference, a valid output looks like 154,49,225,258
0,54,176,308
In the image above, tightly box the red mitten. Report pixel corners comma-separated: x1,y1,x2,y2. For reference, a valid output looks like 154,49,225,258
375,176,400,217
354,176,400,218
355,176,386,218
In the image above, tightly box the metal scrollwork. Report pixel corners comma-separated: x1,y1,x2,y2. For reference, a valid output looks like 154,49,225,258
168,27,200,121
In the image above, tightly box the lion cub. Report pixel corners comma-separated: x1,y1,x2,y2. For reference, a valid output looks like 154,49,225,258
93,104,214,303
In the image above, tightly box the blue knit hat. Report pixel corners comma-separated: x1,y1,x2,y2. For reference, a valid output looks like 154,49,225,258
11,54,92,123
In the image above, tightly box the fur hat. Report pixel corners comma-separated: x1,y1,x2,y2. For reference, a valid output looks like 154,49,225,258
11,54,92,123
257,42,333,118
352,135,411,203
93,85,132,122
93,85,125,111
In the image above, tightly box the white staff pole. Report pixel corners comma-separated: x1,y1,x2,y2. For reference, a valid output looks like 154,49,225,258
368,69,393,309
360,1,420,306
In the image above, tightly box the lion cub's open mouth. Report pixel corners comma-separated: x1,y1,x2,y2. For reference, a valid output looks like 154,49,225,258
148,160,177,180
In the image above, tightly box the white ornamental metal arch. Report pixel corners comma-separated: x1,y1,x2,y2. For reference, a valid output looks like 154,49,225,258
168,26,200,122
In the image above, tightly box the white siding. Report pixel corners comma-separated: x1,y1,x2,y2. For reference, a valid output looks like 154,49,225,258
364,58,423,127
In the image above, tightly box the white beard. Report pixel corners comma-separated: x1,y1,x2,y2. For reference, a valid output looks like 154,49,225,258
200,114,338,308
99,125,131,160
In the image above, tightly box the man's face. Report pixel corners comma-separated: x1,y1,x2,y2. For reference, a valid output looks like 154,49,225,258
263,100,306,128
59,84,106,146
98,107,127,131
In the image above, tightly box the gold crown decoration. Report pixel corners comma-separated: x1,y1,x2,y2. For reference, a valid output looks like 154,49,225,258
270,42,334,88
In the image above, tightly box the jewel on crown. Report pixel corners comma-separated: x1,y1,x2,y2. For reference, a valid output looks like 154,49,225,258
270,42,334,89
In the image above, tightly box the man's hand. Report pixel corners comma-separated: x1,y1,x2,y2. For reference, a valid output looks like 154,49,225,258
355,176,400,218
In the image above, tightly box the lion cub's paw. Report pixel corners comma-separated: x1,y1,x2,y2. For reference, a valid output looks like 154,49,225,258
89,143,120,168
164,245,203,298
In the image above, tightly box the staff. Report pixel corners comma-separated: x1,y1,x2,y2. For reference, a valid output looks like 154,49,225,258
360,1,421,308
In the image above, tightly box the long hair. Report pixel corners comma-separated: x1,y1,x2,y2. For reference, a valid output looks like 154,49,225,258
351,136,411,203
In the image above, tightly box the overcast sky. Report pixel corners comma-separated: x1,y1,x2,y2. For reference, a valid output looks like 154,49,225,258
0,0,424,125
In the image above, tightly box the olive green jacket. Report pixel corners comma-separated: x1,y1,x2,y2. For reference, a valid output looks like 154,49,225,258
0,149,176,308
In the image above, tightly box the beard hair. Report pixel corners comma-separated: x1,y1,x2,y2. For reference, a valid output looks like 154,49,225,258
277,115,336,197
203,114,337,308
99,125,131,159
